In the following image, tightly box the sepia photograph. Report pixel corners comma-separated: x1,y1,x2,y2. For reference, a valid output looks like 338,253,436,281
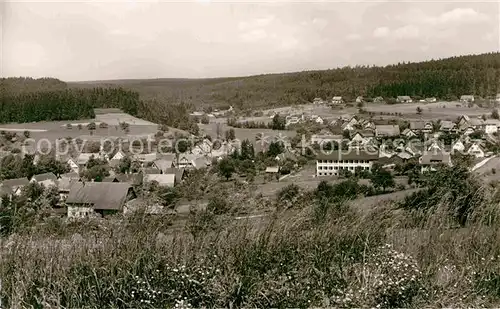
1,0,500,307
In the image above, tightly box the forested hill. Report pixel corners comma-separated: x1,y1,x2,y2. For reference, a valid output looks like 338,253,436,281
69,52,500,109
1,77,68,94
0,78,199,132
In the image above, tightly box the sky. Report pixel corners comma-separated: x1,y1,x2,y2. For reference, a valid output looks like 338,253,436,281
1,0,500,81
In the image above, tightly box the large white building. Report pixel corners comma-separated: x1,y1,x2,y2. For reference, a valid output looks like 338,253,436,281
316,150,379,176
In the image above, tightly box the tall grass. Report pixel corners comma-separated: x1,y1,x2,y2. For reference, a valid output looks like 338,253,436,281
3,177,500,308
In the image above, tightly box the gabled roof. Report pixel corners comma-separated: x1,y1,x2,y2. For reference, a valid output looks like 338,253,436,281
153,159,174,172
143,167,161,175
353,130,375,138
66,182,133,211
32,172,58,183
469,118,484,126
58,177,77,192
419,152,451,165
375,125,401,137
439,120,456,130
484,119,500,126
163,168,185,184
60,172,80,180
397,96,411,100
115,173,142,185
332,96,343,100
2,177,30,188
144,174,175,187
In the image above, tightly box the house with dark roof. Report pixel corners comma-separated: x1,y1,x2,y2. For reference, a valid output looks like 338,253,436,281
460,95,475,103
439,120,457,133
419,152,452,173
316,150,379,176
153,158,174,173
397,96,412,103
410,121,433,133
375,125,401,137
0,177,30,196
163,168,186,184
31,172,58,188
143,174,176,188
66,182,136,218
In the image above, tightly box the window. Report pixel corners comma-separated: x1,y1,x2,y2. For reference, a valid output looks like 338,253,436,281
328,160,333,164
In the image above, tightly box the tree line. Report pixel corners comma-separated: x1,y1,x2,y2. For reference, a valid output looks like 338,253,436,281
68,52,500,109
2,78,200,133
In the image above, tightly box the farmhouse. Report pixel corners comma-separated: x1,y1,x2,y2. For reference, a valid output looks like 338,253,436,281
375,125,400,137
350,131,374,146
0,177,30,196
331,96,344,104
397,96,412,103
30,172,58,188
66,182,136,218
483,119,500,134
316,150,379,177
163,168,186,184
452,140,466,153
311,133,343,145
313,97,323,104
467,143,485,158
410,121,433,133
419,153,452,173
460,95,475,103
143,174,176,188
439,120,457,133
153,157,175,173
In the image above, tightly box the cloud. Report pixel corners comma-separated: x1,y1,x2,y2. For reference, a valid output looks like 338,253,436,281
393,25,420,39
238,15,275,31
373,27,389,38
311,17,328,29
240,29,268,42
435,8,489,24
346,33,361,41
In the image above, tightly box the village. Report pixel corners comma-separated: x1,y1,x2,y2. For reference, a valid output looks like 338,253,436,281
1,93,500,219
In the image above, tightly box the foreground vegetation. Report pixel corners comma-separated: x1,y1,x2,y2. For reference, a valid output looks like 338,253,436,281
3,163,500,307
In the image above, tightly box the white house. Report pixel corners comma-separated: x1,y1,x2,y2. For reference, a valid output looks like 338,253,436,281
350,131,374,146
467,144,485,158
30,172,58,188
331,96,344,104
460,95,475,103
402,128,417,138
419,153,452,173
311,133,343,145
111,150,126,161
315,116,324,125
452,140,465,153
316,150,379,177
483,119,500,134
397,96,413,103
